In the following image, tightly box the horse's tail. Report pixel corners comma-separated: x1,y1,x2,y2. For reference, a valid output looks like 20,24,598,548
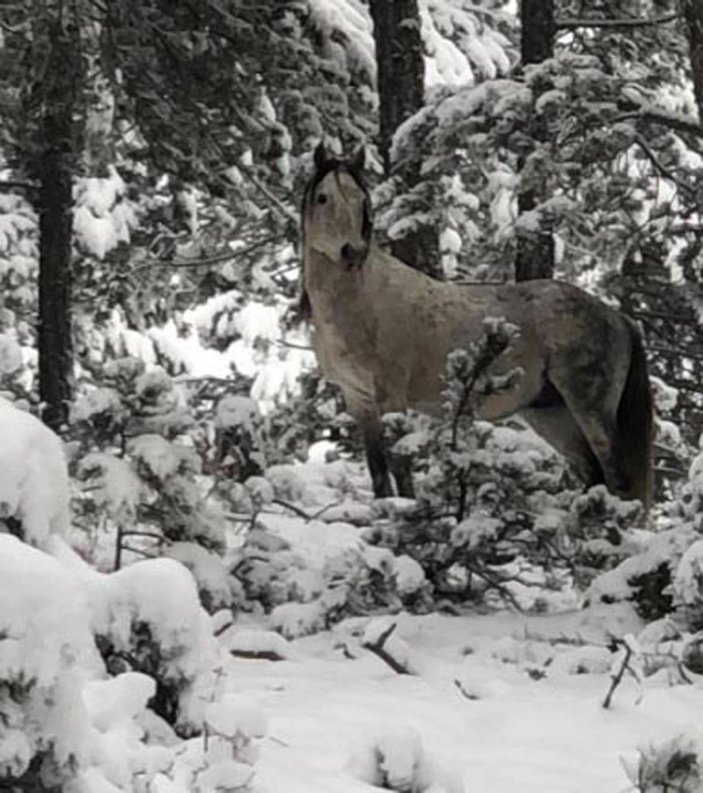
617,318,654,513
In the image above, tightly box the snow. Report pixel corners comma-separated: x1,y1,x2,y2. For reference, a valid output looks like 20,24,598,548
0,397,71,547
219,627,293,661
219,609,703,793
73,167,139,259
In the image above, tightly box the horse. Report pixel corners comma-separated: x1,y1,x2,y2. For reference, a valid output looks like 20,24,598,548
299,142,654,511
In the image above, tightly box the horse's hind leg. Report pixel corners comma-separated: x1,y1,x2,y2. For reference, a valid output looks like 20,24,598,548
547,370,632,498
521,404,604,487
360,416,394,498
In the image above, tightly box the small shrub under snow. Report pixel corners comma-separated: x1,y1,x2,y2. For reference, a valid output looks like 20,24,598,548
347,725,464,793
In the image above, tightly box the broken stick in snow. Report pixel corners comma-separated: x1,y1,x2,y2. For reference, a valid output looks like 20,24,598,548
362,622,414,675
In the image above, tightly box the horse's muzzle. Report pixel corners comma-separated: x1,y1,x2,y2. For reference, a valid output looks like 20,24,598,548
341,243,368,269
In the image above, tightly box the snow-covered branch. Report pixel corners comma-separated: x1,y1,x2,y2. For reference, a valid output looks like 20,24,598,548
617,98,703,139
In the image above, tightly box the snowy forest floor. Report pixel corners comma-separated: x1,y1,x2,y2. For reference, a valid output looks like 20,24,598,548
216,454,700,793
229,610,700,793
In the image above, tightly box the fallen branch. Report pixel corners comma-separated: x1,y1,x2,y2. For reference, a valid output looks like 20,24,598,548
230,649,286,662
362,623,413,675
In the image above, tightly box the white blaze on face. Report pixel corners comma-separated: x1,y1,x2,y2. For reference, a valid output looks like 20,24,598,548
306,169,368,263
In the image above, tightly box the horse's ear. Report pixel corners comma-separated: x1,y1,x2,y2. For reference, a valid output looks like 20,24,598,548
349,145,365,177
313,141,329,170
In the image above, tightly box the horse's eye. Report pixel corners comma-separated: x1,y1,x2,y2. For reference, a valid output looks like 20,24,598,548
316,193,328,205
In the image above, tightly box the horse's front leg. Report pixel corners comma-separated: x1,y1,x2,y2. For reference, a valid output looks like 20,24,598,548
360,415,394,498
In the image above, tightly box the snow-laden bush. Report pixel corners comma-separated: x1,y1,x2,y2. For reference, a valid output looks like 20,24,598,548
0,535,263,791
213,394,266,481
591,444,703,628
233,522,428,637
71,357,227,566
81,556,223,734
165,541,234,614
0,536,177,792
625,735,703,793
152,694,267,793
672,540,703,631
0,535,101,786
0,397,70,547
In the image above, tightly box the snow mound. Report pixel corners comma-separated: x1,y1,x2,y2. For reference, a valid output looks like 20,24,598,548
347,725,464,793
0,397,71,547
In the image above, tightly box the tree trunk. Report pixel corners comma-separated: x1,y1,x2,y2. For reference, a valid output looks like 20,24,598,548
33,6,80,431
369,0,441,278
515,0,555,281
681,0,703,125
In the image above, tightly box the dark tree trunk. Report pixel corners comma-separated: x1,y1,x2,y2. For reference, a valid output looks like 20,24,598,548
682,0,703,125
516,0,555,282
33,9,80,431
369,0,441,278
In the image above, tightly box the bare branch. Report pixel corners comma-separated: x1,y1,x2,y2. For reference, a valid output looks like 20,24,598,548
603,637,636,709
230,648,287,661
227,163,298,223
633,135,697,195
557,13,678,30
271,498,312,521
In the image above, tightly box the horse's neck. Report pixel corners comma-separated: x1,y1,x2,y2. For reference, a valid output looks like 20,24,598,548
305,247,379,310
304,248,351,295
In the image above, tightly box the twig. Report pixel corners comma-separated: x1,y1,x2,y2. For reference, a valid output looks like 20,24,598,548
120,544,157,559
276,339,314,351
119,530,168,542
454,679,479,700
213,619,234,638
271,498,311,520
468,565,524,612
311,499,346,521
230,162,297,223
362,623,413,675
230,649,286,662
603,637,635,709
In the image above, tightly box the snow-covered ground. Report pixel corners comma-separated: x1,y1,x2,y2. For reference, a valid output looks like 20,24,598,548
225,605,702,793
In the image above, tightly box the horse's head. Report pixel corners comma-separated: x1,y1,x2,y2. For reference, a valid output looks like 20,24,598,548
302,142,372,268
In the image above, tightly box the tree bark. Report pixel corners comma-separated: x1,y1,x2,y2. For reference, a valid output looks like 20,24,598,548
515,0,555,281
369,0,441,278
33,6,80,431
681,0,703,126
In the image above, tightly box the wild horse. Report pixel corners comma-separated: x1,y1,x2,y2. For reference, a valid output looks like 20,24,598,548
299,143,653,510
